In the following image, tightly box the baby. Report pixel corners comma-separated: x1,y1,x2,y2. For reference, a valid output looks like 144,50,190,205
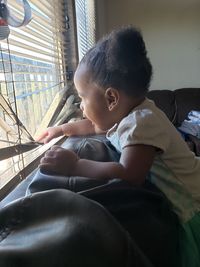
38,26,200,266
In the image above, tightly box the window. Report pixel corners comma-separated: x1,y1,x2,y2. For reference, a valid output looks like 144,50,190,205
75,0,96,60
0,0,79,196
0,0,97,198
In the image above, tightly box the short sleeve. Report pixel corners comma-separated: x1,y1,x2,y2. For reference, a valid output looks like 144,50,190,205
117,109,170,152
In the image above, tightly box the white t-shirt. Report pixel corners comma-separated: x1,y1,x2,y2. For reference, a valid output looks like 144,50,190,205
106,98,200,222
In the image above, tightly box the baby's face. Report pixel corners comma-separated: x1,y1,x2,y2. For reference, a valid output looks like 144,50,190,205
74,64,113,131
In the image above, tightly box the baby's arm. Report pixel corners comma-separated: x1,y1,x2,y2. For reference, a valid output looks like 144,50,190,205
40,144,156,185
36,119,105,144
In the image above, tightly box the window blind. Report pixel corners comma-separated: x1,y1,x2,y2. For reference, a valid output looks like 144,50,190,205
0,0,79,195
75,0,96,61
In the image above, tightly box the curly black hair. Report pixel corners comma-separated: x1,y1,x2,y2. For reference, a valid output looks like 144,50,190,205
80,26,153,97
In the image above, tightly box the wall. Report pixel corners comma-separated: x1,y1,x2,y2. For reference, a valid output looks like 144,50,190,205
95,0,106,39
97,0,200,90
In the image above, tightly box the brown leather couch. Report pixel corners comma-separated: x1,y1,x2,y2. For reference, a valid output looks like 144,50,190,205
0,134,179,267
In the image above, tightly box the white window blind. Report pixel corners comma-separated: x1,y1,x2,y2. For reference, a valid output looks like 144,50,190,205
75,0,96,61
0,0,79,194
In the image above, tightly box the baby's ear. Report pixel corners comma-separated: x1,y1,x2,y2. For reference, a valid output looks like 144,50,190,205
105,87,120,111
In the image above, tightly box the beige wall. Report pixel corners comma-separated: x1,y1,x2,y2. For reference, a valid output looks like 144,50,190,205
97,0,200,90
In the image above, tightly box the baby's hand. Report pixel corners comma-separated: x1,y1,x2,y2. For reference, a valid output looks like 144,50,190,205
39,145,79,176
35,126,63,144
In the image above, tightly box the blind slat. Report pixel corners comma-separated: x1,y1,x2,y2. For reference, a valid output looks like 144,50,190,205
8,31,55,51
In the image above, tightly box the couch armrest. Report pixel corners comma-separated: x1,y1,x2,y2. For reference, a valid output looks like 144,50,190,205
0,135,120,207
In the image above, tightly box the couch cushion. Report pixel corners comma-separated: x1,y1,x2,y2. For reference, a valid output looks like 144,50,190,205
0,189,137,267
147,90,176,124
175,88,200,126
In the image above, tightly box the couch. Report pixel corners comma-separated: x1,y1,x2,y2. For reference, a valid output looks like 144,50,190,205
147,88,200,155
0,88,199,267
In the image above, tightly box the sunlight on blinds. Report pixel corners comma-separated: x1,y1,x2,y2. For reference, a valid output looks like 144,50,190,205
75,0,96,60
0,0,78,191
